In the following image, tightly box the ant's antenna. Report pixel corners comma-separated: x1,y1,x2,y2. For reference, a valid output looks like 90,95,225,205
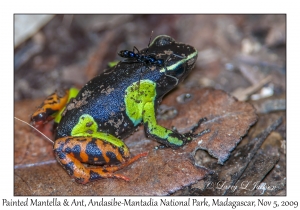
147,31,154,48
14,117,54,145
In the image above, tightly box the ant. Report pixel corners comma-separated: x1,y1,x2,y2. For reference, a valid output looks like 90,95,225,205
118,32,184,86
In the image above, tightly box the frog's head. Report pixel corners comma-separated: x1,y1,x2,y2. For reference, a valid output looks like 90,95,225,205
147,35,198,85
31,109,54,127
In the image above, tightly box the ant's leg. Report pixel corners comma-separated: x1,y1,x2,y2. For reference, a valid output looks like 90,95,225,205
133,46,140,54
137,65,152,93
137,31,154,56
120,59,140,64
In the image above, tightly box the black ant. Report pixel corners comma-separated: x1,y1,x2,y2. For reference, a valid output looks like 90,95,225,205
118,32,183,86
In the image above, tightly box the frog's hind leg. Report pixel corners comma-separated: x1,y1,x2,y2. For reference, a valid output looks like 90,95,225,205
55,146,126,184
99,152,148,174
143,101,210,149
53,136,146,184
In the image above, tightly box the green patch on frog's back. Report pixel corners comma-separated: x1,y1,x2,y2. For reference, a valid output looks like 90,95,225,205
124,80,156,126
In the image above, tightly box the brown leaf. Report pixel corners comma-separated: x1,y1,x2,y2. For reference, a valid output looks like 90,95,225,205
161,88,258,164
193,115,283,196
14,88,257,195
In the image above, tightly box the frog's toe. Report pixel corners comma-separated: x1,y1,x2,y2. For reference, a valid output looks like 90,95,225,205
195,128,210,137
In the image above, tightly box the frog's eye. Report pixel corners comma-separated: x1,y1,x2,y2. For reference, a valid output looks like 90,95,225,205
168,60,185,77
173,65,185,77
153,35,175,47
31,112,47,123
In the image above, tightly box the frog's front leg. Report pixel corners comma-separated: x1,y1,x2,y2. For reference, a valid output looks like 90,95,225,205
143,101,210,149
54,136,147,184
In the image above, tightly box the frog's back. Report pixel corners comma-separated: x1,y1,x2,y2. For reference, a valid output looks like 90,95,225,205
55,63,163,139
55,35,197,140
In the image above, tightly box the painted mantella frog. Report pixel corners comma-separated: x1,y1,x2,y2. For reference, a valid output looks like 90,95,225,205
31,35,209,184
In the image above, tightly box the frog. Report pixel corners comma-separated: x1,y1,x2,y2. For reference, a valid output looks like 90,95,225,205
30,35,209,184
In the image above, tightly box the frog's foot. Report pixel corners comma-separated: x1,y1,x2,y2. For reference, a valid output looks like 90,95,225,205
154,118,209,150
88,152,148,182
100,152,148,173
183,117,210,140
53,137,147,184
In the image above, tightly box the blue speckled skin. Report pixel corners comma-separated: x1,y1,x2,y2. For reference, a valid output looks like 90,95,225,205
55,35,197,140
